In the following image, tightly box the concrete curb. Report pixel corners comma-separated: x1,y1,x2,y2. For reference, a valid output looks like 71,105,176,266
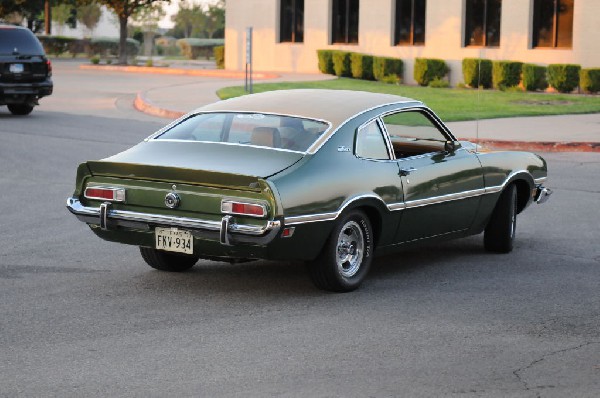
80,64,279,79
134,92,186,119
462,138,600,153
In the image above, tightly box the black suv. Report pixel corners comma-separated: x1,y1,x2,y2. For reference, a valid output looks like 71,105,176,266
0,24,53,115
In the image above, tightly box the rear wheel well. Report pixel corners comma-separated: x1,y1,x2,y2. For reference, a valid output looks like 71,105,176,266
513,179,531,214
354,205,383,248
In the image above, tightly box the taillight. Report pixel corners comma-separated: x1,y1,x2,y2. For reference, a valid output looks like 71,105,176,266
221,200,266,218
46,59,52,77
84,187,126,202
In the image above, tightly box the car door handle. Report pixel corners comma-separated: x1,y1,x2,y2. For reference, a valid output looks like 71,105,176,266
399,167,417,176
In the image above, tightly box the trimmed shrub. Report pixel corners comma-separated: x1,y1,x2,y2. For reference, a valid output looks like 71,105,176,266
37,35,78,57
214,45,225,69
332,51,352,77
580,68,600,94
548,64,581,93
428,77,450,88
462,58,492,88
492,61,523,90
414,58,448,86
350,53,374,80
90,37,140,58
317,50,334,75
373,56,403,82
522,64,548,91
176,38,224,59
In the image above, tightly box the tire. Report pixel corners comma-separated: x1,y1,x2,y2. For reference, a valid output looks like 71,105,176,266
307,210,374,292
8,104,34,116
484,183,518,253
139,247,199,272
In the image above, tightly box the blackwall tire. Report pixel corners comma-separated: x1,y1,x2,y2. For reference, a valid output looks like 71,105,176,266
139,247,199,272
308,210,374,292
7,104,34,115
484,183,518,253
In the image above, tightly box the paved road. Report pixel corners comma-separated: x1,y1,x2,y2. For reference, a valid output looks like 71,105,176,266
1,64,599,397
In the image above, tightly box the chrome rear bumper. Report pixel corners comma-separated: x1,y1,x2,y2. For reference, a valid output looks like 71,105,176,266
534,186,552,204
66,197,280,245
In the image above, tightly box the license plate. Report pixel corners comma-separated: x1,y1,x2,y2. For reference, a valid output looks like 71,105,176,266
9,63,24,73
155,227,193,254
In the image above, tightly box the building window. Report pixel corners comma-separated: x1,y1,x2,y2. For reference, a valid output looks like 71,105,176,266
394,0,426,46
532,0,574,48
280,0,304,43
331,0,359,44
464,0,502,47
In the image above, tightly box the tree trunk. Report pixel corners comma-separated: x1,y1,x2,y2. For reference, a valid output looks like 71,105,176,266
118,14,128,65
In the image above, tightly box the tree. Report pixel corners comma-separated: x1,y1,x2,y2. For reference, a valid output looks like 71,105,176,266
204,0,224,39
130,3,165,56
77,2,102,37
0,0,45,32
52,4,72,34
170,1,204,39
94,0,170,64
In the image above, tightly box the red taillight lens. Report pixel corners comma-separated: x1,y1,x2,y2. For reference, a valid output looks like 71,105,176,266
84,187,126,202
46,60,52,77
221,200,266,217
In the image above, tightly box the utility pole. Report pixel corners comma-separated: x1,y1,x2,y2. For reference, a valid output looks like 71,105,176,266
45,0,52,35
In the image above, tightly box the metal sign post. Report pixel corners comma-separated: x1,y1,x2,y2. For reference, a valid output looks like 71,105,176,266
245,27,253,94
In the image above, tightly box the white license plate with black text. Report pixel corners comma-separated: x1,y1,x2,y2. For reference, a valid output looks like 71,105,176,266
10,63,24,74
155,227,193,254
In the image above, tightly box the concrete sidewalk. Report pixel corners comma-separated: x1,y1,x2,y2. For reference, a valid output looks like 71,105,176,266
97,62,599,152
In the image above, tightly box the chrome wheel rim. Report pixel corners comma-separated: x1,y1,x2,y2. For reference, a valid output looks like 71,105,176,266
336,221,364,278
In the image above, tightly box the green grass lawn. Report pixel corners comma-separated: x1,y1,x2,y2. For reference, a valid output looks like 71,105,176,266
217,78,600,122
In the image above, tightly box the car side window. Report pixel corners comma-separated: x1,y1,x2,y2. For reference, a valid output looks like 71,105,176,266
355,120,391,160
381,110,448,158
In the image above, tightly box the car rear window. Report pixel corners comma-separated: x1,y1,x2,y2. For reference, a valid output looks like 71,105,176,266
155,112,330,152
0,27,45,55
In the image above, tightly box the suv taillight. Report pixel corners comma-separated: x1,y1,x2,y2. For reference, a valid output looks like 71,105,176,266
46,59,52,77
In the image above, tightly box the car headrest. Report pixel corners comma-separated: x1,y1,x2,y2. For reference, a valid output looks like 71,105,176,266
250,127,281,148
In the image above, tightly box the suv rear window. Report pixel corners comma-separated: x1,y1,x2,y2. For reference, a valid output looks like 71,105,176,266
0,27,45,55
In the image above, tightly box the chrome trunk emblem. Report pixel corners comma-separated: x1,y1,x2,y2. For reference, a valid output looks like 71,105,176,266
165,192,181,209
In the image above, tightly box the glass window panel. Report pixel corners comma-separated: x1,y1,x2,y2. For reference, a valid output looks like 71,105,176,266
464,0,501,47
533,0,555,47
280,0,304,42
382,111,446,142
355,121,390,160
556,0,574,47
156,113,328,152
413,0,426,44
331,0,359,44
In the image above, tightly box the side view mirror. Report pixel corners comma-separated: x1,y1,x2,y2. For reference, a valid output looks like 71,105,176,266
445,141,461,152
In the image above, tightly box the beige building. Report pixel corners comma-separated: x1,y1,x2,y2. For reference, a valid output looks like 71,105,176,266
225,0,600,85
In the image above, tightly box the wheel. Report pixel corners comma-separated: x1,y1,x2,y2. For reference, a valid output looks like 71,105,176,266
484,183,517,253
139,247,199,272
7,104,34,115
307,210,374,292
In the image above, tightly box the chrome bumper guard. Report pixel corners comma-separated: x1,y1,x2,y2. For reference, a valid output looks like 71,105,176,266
66,197,281,245
534,186,552,204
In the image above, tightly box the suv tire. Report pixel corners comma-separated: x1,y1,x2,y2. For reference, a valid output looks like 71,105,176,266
8,104,34,116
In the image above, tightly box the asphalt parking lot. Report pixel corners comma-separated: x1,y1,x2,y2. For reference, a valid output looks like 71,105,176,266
0,62,599,397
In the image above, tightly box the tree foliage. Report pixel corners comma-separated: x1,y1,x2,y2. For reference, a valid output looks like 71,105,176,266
170,0,224,39
77,2,102,36
93,0,170,64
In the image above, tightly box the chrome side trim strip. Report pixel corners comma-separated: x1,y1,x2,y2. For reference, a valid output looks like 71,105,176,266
67,197,279,236
534,177,547,184
404,188,487,209
285,212,338,225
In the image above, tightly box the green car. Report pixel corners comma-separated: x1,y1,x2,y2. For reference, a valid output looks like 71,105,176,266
67,90,551,292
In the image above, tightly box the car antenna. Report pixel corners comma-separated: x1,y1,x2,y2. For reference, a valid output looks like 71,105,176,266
475,48,484,153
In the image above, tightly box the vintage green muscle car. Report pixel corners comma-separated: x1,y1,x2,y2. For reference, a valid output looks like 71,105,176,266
67,90,551,292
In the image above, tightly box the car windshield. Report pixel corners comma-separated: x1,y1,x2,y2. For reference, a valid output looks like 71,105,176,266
155,112,330,152
0,28,45,55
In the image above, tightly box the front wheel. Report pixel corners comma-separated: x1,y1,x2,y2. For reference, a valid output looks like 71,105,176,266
484,183,517,253
8,104,34,115
307,210,374,292
140,247,199,272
